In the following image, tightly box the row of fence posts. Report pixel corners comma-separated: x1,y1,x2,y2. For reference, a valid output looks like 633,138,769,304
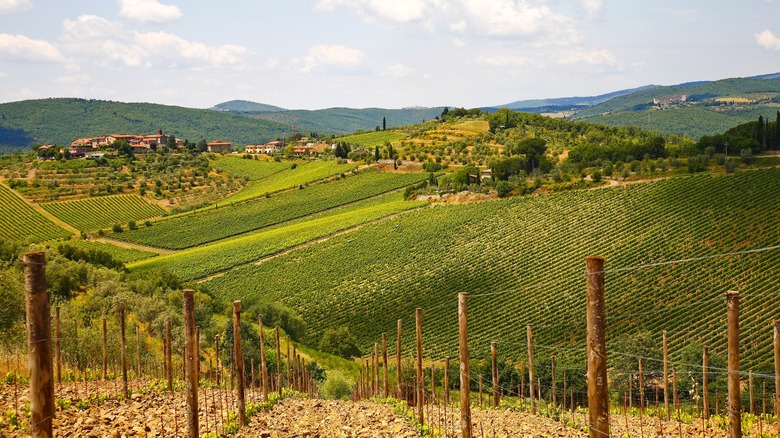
17,250,780,438
351,255,780,438
20,252,317,438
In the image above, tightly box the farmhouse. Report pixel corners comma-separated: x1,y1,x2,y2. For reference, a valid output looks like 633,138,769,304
245,144,263,154
207,141,232,153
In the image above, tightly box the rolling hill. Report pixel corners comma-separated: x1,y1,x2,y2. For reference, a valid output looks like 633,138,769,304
244,106,444,134
210,100,287,112
495,84,660,110
570,76,780,137
0,98,292,152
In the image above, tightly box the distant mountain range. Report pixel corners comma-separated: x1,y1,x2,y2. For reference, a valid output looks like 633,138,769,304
2,73,780,153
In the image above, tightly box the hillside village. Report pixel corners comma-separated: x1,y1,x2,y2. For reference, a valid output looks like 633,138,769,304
41,131,338,160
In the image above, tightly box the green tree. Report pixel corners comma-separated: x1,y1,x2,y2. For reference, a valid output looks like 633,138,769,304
0,268,24,331
382,117,386,131
318,326,361,358
374,146,380,162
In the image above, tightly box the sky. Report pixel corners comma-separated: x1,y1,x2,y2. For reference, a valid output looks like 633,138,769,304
0,0,779,110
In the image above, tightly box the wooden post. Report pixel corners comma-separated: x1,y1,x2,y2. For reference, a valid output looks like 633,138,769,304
24,252,53,437
726,290,741,438
703,346,709,420
444,356,450,406
663,329,669,420
286,336,291,390
551,355,556,406
586,256,609,438
55,306,61,386
102,316,108,381
527,324,535,414
773,319,780,438
458,293,471,438
396,319,402,398
639,357,645,414
259,315,268,402
382,333,389,398
275,326,282,396
373,342,379,397
491,342,499,408
233,301,246,427
119,302,128,398
520,362,525,399
166,317,173,391
136,324,141,378
750,370,755,414
431,364,436,404
183,289,198,438
214,334,220,386
673,366,679,414
415,308,424,425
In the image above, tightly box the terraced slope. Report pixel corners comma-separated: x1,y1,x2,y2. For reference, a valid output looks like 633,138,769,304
114,170,426,249
40,194,166,232
203,169,780,370
0,183,71,243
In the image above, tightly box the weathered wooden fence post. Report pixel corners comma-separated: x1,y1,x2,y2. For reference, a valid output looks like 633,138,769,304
102,316,108,381
527,324,535,415
119,302,128,398
663,329,669,420
586,256,609,438
444,356,450,406
214,334,220,386
396,319,402,398
750,370,755,414
703,346,709,420
491,342,499,408
551,355,556,406
183,289,198,438
259,315,268,402
233,301,246,427
24,252,54,438
773,319,780,438
458,292,471,438
166,317,173,391
275,326,282,396
415,308,424,425
726,290,741,438
382,333,389,398
136,324,142,378
55,306,61,386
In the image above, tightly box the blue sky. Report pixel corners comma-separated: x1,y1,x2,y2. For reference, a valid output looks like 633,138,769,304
0,0,778,109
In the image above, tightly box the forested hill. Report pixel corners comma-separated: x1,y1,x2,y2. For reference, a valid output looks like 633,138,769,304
0,98,444,154
0,98,291,153
571,76,780,138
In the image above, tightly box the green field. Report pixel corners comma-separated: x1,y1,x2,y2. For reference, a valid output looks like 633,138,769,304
336,131,408,147
210,156,293,181
128,192,427,281
218,160,358,204
203,168,780,370
114,170,426,250
0,183,71,243
57,239,157,264
41,194,167,232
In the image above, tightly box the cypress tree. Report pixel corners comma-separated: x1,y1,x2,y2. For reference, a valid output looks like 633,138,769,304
775,111,780,149
757,115,765,149
382,117,386,131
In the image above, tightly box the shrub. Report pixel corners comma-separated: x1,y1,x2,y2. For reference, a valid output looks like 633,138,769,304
112,224,123,233
496,181,512,198
128,220,137,230
740,148,753,165
320,371,354,400
318,326,361,358
725,159,737,174
591,169,602,183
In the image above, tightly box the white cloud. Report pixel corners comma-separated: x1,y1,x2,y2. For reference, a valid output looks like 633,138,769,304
557,48,619,67
118,0,182,23
0,71,7,78
317,0,585,44
60,15,249,69
578,0,604,19
475,54,536,66
756,29,780,51
0,0,31,13
386,63,413,77
295,44,365,73
316,0,427,24
134,31,247,67
0,33,63,62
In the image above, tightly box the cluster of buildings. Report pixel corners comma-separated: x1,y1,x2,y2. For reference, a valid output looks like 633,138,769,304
244,138,334,157
653,94,688,108
59,131,336,159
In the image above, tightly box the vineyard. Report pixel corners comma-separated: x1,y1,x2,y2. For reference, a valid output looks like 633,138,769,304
210,155,294,181
217,159,358,205
40,194,167,232
113,170,426,250
128,191,428,281
57,239,158,264
202,168,780,372
0,183,71,243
